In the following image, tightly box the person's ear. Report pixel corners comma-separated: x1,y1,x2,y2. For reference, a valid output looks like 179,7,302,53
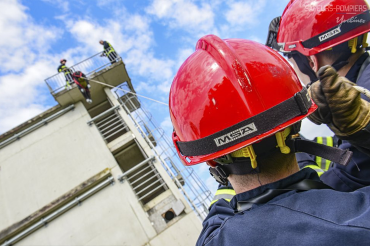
309,55,319,73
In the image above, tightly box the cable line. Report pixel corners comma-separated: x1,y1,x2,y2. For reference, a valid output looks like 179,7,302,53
89,79,169,106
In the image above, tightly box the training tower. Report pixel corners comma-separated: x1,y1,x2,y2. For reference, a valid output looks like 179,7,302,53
0,51,212,246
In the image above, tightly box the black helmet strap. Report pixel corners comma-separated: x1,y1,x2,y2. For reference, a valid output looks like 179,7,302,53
210,137,353,185
289,52,318,84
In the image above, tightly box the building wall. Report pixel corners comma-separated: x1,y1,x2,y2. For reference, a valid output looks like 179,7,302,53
15,166,157,246
0,102,117,229
0,100,202,245
149,211,202,246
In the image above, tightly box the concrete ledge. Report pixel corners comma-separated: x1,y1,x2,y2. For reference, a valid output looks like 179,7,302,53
53,61,133,111
107,131,134,154
143,189,173,212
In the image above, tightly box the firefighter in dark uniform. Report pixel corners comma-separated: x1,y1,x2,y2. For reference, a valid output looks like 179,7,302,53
57,59,73,90
266,0,370,191
99,40,118,64
169,34,370,246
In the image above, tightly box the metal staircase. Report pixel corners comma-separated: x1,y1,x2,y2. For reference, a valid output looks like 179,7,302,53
115,83,212,219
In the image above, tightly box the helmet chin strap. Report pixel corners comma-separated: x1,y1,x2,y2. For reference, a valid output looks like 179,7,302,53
289,53,318,85
330,35,369,75
290,40,357,86
330,51,352,72
209,136,353,186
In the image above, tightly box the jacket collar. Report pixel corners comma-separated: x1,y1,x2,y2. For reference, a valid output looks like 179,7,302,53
346,52,369,82
229,168,320,212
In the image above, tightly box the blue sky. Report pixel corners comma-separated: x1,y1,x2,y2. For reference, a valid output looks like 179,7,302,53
0,0,337,193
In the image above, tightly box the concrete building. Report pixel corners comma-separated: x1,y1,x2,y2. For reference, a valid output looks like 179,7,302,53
0,51,212,246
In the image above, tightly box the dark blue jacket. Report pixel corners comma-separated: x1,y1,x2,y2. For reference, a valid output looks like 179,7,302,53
197,169,370,246
297,52,370,192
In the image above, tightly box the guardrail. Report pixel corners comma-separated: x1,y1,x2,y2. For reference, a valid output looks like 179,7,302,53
118,156,169,204
45,51,121,94
87,105,129,143
115,86,213,219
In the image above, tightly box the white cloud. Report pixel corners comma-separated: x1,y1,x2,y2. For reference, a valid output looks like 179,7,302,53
176,47,194,68
193,164,218,196
0,59,57,132
124,49,175,84
205,175,218,194
146,0,216,35
248,35,264,44
160,116,173,134
59,9,176,91
41,0,70,12
95,0,115,8
0,0,63,133
224,0,267,30
0,60,54,106
0,0,61,73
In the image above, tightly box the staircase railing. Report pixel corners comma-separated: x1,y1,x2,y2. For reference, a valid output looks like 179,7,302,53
115,84,212,220
87,105,129,143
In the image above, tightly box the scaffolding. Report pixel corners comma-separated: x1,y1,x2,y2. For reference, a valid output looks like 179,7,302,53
115,83,212,219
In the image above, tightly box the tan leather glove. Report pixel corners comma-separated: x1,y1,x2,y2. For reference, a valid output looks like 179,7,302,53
308,65,370,137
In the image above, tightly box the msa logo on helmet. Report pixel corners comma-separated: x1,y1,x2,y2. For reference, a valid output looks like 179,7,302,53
319,27,341,42
214,123,257,147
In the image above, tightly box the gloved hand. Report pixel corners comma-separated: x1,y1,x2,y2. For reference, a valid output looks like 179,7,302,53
308,65,370,137
87,84,91,89
80,88,85,93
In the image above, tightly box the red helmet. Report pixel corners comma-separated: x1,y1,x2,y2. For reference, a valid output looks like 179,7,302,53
60,58,67,63
276,0,370,56
169,35,317,166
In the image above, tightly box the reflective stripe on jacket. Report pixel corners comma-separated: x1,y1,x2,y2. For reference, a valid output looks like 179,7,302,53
303,164,324,177
104,41,115,55
210,188,236,208
313,136,333,171
58,65,71,75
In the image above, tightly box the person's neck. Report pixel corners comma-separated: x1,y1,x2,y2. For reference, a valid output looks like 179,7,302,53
230,159,300,194
337,50,365,77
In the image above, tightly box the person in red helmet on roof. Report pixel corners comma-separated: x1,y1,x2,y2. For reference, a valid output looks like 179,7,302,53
169,34,370,246
266,0,370,191
57,59,74,90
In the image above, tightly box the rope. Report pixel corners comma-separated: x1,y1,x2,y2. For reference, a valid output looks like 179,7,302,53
89,79,169,106
353,85,370,99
